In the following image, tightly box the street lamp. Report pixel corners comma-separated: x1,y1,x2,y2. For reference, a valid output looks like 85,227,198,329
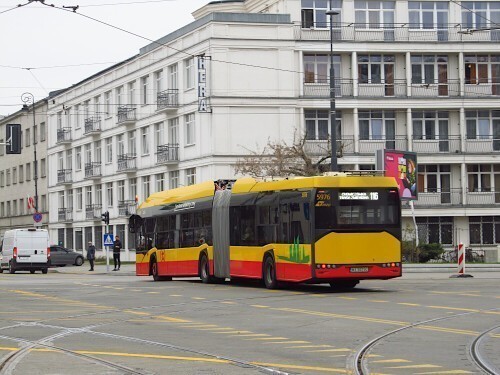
21,92,38,213
326,7,339,172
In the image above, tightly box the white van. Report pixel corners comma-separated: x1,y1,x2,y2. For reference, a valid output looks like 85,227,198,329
0,228,50,274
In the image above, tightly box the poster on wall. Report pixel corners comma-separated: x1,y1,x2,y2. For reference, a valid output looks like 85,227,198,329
376,149,418,200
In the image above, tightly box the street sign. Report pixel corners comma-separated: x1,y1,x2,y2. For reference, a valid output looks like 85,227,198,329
6,124,21,154
103,233,114,246
33,212,43,223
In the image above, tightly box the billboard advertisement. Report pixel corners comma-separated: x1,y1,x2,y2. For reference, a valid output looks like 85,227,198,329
378,150,417,200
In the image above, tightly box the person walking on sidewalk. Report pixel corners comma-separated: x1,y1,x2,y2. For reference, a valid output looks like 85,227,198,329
113,235,122,271
87,241,96,271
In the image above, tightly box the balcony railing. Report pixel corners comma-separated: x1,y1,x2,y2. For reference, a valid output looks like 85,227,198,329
85,204,102,220
412,136,461,154
117,154,137,172
466,189,500,206
117,106,137,125
410,189,463,208
84,162,102,179
156,144,179,164
57,169,72,184
358,80,407,98
464,82,500,97
58,208,73,222
156,89,179,111
465,136,500,153
358,136,407,154
56,128,72,144
118,200,137,216
304,137,355,156
294,23,500,43
410,80,460,97
303,79,353,98
84,117,101,135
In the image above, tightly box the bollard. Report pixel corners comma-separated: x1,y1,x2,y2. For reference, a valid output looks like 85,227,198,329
450,242,473,278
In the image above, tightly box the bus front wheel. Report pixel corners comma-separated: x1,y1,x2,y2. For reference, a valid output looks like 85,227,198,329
263,256,278,289
200,255,212,284
152,259,171,281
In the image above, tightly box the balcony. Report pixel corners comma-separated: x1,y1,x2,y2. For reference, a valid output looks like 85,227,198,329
84,117,101,135
304,138,355,157
412,136,461,154
56,128,72,144
118,200,137,216
410,189,463,208
410,80,460,98
117,154,137,173
58,208,73,222
156,89,179,112
294,23,500,43
464,82,500,97
117,106,137,126
84,162,102,179
358,80,407,98
466,189,500,206
358,136,407,154
465,136,500,153
85,204,102,220
156,144,179,165
302,79,353,98
57,169,72,184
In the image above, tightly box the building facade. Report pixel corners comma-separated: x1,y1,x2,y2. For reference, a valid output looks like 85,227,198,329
46,0,500,261
0,100,49,237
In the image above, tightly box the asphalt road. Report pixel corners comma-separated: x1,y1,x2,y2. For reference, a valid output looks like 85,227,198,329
0,265,499,375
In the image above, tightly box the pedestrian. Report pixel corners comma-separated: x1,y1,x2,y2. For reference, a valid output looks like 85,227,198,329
113,235,122,271
87,241,95,271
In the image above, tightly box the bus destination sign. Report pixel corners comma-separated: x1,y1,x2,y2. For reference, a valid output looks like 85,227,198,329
339,192,379,200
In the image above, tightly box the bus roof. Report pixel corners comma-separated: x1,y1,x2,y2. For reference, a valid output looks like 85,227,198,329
138,175,398,209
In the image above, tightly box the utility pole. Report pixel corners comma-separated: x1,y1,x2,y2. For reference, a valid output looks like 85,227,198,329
21,92,39,213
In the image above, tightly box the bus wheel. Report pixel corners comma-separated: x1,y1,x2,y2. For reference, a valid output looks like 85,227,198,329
152,260,161,281
200,255,212,284
8,261,15,274
329,280,359,290
263,256,278,289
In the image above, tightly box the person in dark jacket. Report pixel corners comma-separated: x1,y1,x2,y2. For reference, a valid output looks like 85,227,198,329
87,241,96,271
113,235,122,271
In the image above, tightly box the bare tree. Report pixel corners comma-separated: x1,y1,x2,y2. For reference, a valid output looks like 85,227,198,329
235,131,345,178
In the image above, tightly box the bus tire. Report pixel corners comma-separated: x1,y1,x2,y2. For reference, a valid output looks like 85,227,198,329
9,261,15,274
329,280,359,290
152,258,172,282
263,256,278,289
199,254,212,284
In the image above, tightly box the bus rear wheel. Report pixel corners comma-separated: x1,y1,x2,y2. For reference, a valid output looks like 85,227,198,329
200,255,212,284
263,256,278,289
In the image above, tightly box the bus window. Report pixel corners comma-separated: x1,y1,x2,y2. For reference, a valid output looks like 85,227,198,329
230,205,256,246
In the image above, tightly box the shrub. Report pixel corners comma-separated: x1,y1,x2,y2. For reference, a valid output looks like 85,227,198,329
418,243,444,263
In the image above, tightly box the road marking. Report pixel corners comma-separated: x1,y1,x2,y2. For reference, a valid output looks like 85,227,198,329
252,362,348,374
372,359,412,363
216,330,252,334
418,325,479,336
398,303,421,306
191,297,205,300
230,333,269,337
169,294,182,297
197,327,234,331
264,341,310,345
220,301,237,304
310,294,327,298
147,292,159,294
156,316,190,323
368,300,388,303
181,324,217,328
337,296,357,300
306,348,351,353
413,370,474,374
0,346,20,351
245,337,288,341
286,345,333,349
428,306,479,313
251,305,270,308
387,364,442,369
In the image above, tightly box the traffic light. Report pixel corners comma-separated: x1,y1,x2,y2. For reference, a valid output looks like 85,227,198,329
101,211,109,225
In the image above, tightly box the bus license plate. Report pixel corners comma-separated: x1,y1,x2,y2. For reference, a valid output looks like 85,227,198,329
350,267,368,273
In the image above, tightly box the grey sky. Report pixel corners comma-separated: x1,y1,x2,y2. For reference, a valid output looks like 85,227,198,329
0,0,208,115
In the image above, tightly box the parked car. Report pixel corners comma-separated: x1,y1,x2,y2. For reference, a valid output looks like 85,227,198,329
0,228,50,274
49,246,84,267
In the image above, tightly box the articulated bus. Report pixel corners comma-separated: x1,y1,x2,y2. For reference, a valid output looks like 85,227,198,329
132,173,402,289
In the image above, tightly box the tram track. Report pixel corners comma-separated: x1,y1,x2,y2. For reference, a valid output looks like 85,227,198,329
470,324,500,375
351,308,500,375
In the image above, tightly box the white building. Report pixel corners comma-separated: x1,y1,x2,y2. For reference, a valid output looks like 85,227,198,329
47,0,500,261
0,100,49,237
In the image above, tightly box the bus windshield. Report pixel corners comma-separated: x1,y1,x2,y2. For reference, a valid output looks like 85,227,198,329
315,189,400,229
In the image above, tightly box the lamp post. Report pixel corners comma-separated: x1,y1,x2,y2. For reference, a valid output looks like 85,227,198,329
21,92,38,213
326,6,339,172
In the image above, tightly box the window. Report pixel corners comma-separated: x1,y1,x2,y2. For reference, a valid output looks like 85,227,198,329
118,180,125,202
40,122,45,141
354,0,395,29
466,110,500,144
26,163,31,181
154,122,164,148
67,190,73,210
84,143,92,164
168,63,178,89
359,111,395,141
154,70,163,98
66,149,72,171
76,188,83,210
66,108,72,129
12,200,17,216
411,55,448,85
305,109,341,140
0,140,3,156
128,81,136,105
86,186,92,206
6,202,10,217
117,134,125,156
83,100,90,120
358,55,394,84
412,111,449,140
13,167,17,184
94,95,101,118
57,112,63,130
75,146,82,170
170,170,179,189
0,171,4,187
19,199,24,215
465,55,500,93
96,184,102,205
470,216,500,245
408,1,448,29
462,1,500,29
301,0,341,28
155,173,164,192
0,202,3,217
143,176,150,201
58,152,64,171
304,54,340,84
168,117,179,144
19,165,24,183
417,164,451,194
75,104,81,129
141,126,150,155
141,76,149,105
185,113,195,145
25,128,30,147
6,169,10,186
106,182,114,207
105,91,111,116
467,164,500,192
129,178,137,201
128,130,136,155
58,191,65,211
40,159,46,178
417,217,453,245
185,57,195,89
105,137,113,163
116,86,123,113
185,168,196,186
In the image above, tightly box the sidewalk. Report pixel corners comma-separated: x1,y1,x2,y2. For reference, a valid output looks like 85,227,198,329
52,262,136,276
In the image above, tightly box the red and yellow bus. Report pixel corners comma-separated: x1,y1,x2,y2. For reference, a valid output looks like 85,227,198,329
132,174,402,289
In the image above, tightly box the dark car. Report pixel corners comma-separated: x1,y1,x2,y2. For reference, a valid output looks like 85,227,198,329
49,246,84,267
